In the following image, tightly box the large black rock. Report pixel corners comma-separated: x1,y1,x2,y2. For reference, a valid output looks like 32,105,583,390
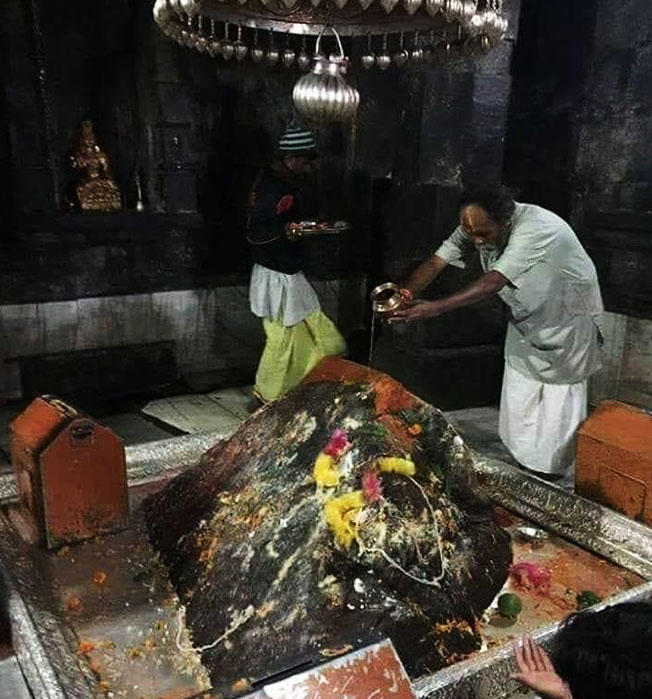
144,359,511,692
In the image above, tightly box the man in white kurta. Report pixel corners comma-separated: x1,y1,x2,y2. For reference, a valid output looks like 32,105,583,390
393,186,603,480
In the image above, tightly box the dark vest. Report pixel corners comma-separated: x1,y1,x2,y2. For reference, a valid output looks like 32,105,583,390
246,167,304,275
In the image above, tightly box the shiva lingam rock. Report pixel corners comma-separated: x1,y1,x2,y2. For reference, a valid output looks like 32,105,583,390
144,358,511,688
70,120,121,211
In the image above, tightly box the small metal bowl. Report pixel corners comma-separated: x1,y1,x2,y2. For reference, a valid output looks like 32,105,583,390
513,526,549,547
370,282,404,315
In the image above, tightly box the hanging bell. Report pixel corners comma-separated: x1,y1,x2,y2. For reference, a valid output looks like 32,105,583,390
380,0,400,13
193,16,207,53
233,25,248,61
361,34,375,69
333,0,350,8
281,0,300,7
220,23,234,60
250,29,264,63
497,14,509,38
393,32,409,67
206,19,220,56
459,0,477,27
481,7,499,36
467,11,486,36
359,0,374,8
422,30,436,63
234,41,248,60
403,0,422,15
153,0,173,22
196,35,209,53
376,52,391,70
266,31,280,66
410,33,424,63
443,0,463,21
179,23,191,48
484,9,507,39
393,48,408,66
266,46,280,66
208,38,221,56
376,34,391,70
411,46,424,63
185,18,199,48
297,37,311,70
292,27,359,121
282,46,296,68
221,40,234,60
425,0,444,15
463,33,488,57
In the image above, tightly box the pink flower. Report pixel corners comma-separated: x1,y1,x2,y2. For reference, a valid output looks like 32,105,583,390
362,470,383,504
509,562,551,593
324,428,350,458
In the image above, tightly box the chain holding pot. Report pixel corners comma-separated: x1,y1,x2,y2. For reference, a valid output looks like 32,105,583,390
292,26,360,122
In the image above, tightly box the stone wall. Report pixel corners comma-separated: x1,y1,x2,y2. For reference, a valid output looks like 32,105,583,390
591,313,652,411
0,279,365,402
574,0,652,213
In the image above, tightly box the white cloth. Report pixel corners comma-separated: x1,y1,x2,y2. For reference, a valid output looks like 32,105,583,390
249,263,320,327
499,362,587,476
435,203,604,384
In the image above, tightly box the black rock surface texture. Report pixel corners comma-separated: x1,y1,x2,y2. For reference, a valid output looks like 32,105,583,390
144,358,512,691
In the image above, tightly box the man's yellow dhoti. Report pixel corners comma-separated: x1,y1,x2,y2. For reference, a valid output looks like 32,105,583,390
254,309,347,402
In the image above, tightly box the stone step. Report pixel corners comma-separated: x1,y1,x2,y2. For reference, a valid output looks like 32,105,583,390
0,656,32,699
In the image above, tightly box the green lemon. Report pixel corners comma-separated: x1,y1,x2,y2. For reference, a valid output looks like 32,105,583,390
576,590,601,610
497,592,523,619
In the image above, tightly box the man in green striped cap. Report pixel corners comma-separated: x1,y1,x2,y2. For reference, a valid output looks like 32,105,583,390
246,125,346,408
277,125,318,170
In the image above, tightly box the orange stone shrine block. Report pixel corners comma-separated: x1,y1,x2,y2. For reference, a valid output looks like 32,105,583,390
576,400,652,524
9,395,129,548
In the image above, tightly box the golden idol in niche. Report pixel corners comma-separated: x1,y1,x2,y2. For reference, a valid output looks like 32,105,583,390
70,120,121,211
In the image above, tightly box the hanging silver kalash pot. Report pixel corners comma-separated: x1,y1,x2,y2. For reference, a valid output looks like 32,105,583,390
292,26,360,122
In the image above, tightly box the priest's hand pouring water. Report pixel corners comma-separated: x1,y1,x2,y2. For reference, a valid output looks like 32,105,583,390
388,298,446,323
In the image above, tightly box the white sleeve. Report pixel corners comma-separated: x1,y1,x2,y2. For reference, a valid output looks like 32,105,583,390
434,226,474,269
492,222,558,287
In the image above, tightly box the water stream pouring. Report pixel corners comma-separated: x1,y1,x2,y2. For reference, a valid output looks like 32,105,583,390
368,282,407,366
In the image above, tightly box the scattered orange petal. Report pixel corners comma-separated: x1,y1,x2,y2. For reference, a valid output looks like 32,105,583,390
232,678,252,693
66,596,83,612
408,423,422,435
76,640,96,655
92,570,107,586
